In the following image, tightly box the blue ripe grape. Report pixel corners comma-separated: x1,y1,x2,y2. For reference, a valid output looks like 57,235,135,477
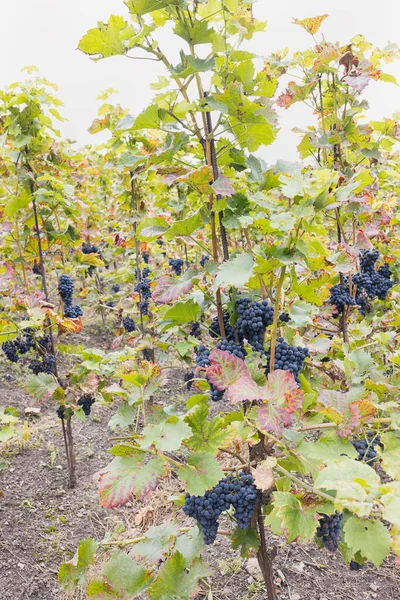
122,317,136,333
349,560,364,571
33,261,41,275
142,267,151,278
316,512,343,552
200,254,209,267
64,303,83,319
78,393,95,416
28,354,56,375
183,472,258,545
139,301,149,316
82,242,99,254
195,345,211,368
236,298,274,354
134,278,152,300
351,431,383,465
216,339,247,360
279,312,290,323
266,338,309,383
87,265,96,277
189,321,201,338
210,311,235,341
169,258,184,276
329,283,357,314
142,251,150,264
2,340,19,363
58,275,74,303
111,284,120,293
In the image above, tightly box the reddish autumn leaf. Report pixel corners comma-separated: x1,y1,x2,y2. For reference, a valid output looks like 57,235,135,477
206,349,262,405
256,370,304,434
174,166,214,194
97,452,168,508
152,276,194,304
317,389,369,437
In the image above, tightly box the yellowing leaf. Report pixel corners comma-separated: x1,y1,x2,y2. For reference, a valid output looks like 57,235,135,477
293,14,329,35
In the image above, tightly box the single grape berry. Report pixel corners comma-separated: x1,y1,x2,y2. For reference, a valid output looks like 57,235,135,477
169,258,184,276
77,393,95,416
122,317,136,333
316,512,343,552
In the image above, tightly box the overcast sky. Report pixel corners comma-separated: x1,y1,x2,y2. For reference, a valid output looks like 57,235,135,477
1,0,399,162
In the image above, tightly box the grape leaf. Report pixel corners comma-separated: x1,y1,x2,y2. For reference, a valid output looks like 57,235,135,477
101,551,150,595
231,527,260,558
317,389,368,437
256,370,304,434
163,299,200,325
251,458,276,491
153,276,194,304
211,175,235,197
178,452,224,495
206,349,252,392
125,0,180,16
97,453,168,508
214,252,255,289
131,523,180,564
137,217,169,241
293,14,328,35
175,527,204,564
185,403,233,454
379,432,400,479
380,483,400,526
78,15,136,60
140,417,192,452
147,552,209,600
343,517,391,566
58,538,98,590
164,212,203,239
265,492,319,542
343,73,371,92
25,374,59,401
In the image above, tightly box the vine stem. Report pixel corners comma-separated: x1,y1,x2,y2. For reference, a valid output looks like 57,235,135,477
269,267,286,374
257,507,278,600
298,417,393,432
130,172,144,333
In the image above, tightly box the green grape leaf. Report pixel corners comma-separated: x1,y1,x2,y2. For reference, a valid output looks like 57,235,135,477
174,19,215,45
140,417,192,451
101,550,150,595
265,492,320,542
78,15,136,59
164,212,203,239
211,174,235,197
125,0,180,16
380,483,400,526
214,252,255,289
137,217,169,241
132,104,160,130
343,517,391,566
231,527,260,557
147,552,209,600
170,52,216,78
58,538,98,590
131,523,180,564
178,452,224,495
163,299,200,325
25,374,59,401
108,403,136,431
97,452,168,508
379,432,400,478
175,527,204,564
185,403,233,454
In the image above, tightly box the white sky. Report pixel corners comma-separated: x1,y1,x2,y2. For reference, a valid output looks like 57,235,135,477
1,0,399,162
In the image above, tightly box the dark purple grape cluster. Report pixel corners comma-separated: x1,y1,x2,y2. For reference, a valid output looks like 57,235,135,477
349,560,364,571
279,312,290,323
210,311,235,341
56,405,65,419
266,338,309,384
139,301,149,316
122,317,136,333
82,242,99,254
77,393,95,416
329,249,393,315
156,239,164,246
169,258,184,276
111,284,120,293
2,328,38,362
87,265,96,277
184,372,194,390
33,261,41,275
351,432,383,465
316,512,343,552
28,354,56,375
142,251,150,264
200,254,209,267
236,298,274,354
37,333,51,352
142,348,152,361
216,339,247,360
195,345,211,368
134,278,151,300
142,267,151,278
189,321,201,338
183,472,258,545
58,275,83,319
2,340,19,363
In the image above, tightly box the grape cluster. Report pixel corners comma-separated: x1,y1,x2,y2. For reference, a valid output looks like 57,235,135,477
183,472,258,545
169,258,184,276
142,348,152,361
87,265,96,277
122,317,136,333
56,405,65,419
351,432,383,465
78,393,95,416
194,346,223,401
134,278,151,300
236,298,274,354
216,339,247,360
28,354,56,375
142,267,151,278
156,239,164,247
210,312,235,341
189,322,201,338
82,242,99,254
349,560,364,571
111,284,120,293
33,261,41,275
329,249,393,315
139,301,150,316
279,312,290,323
184,372,194,391
142,251,150,264
200,255,209,267
316,512,343,552
2,340,19,363
58,275,83,319
266,338,309,384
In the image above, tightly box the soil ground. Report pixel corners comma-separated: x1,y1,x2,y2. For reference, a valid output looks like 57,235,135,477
0,325,399,600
